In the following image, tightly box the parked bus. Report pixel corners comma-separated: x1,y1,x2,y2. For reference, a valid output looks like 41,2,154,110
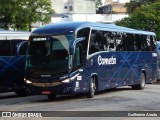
156,41,160,80
24,22,157,99
0,30,30,96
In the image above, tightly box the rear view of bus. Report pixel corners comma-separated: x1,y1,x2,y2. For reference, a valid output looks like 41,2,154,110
0,30,30,96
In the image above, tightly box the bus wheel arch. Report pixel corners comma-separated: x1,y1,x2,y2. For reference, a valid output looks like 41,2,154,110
86,75,98,98
132,71,146,90
91,75,99,91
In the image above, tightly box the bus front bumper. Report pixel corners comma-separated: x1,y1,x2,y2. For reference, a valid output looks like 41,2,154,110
25,80,87,96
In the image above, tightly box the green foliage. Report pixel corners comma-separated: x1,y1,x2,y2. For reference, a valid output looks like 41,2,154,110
116,1,160,39
96,0,103,9
0,0,54,31
125,0,158,14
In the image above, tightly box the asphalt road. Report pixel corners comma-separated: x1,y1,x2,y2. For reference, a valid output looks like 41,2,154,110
0,82,160,120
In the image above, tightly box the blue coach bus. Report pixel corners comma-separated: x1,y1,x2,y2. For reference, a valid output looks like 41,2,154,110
0,30,30,95
157,41,160,80
24,22,157,99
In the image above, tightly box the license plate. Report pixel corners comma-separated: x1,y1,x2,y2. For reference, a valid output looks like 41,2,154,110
42,91,51,95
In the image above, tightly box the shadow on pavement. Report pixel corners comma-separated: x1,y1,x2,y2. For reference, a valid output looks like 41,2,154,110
31,87,132,103
0,93,19,99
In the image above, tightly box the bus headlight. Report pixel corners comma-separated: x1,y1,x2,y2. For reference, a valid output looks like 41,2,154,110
62,79,70,83
60,75,68,80
61,73,79,83
24,78,32,84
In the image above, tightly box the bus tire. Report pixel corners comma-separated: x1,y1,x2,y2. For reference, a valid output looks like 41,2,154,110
15,89,27,97
48,94,56,99
87,77,96,98
132,73,145,90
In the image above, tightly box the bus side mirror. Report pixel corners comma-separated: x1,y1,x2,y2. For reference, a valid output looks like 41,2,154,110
74,45,83,67
70,37,85,55
17,41,28,55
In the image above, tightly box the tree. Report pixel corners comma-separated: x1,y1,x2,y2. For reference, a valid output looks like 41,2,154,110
116,2,160,39
0,0,54,31
125,0,158,14
96,0,103,9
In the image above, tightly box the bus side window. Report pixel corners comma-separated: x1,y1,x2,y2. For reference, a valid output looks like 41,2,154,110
115,32,123,51
74,45,83,67
89,30,104,54
103,31,109,51
108,32,116,51
126,34,135,51
121,34,127,51
143,35,151,51
150,35,156,51
135,34,142,51
0,40,11,56
77,27,90,64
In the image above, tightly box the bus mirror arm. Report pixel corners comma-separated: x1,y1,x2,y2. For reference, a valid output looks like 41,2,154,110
69,55,73,70
70,37,85,55
16,41,28,56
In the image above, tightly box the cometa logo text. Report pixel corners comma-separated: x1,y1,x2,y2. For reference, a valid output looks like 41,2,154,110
98,55,116,65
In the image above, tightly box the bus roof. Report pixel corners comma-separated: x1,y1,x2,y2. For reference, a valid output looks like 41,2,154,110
32,22,155,36
0,30,31,37
0,28,5,31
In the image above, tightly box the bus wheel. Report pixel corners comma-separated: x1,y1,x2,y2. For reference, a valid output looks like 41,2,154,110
87,77,96,98
132,73,145,90
15,89,27,97
48,94,56,99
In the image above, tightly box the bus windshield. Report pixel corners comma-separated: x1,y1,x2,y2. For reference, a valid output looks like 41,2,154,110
26,34,73,73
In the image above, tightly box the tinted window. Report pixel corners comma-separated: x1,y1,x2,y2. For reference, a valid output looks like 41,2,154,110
88,30,155,53
143,35,151,51
107,32,116,51
77,28,90,64
134,34,143,51
89,30,104,54
115,32,125,51
0,40,11,56
103,31,110,51
150,36,156,51
126,34,135,51
89,30,129,53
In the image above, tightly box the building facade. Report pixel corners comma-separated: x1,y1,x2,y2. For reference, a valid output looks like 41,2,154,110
97,2,127,14
31,0,129,31
51,0,96,14
104,0,130,5
104,0,114,5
